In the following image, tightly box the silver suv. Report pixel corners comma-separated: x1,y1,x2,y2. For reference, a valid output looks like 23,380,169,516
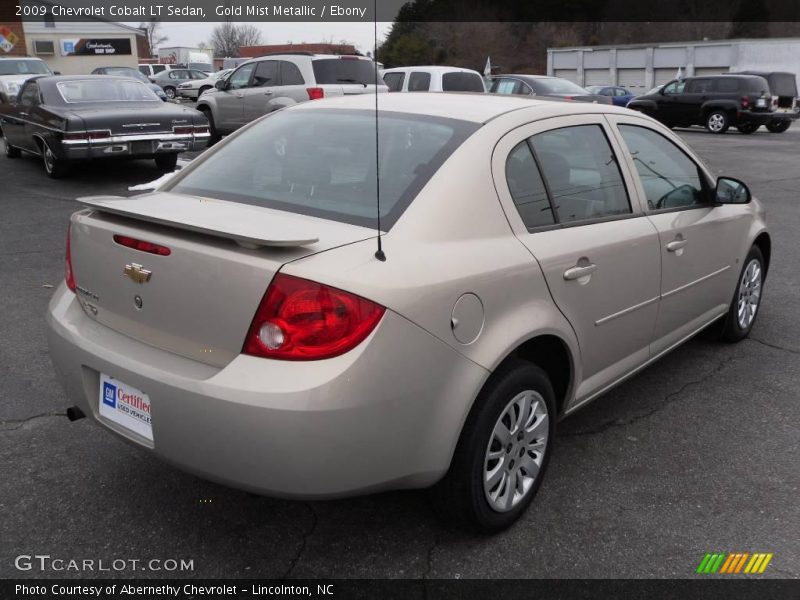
196,53,387,144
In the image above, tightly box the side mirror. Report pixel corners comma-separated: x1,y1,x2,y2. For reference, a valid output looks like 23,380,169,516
214,79,227,91
715,177,751,204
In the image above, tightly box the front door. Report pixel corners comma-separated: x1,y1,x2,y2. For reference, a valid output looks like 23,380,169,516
216,62,255,132
242,60,279,122
493,115,662,403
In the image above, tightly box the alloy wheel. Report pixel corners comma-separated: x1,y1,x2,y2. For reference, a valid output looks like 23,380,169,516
737,258,762,329
43,144,55,173
483,390,549,512
708,113,726,132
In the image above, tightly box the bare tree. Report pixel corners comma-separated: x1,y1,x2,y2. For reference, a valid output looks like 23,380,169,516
209,22,264,58
138,19,168,56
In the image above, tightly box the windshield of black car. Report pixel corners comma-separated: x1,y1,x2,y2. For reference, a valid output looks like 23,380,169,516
170,109,478,229
537,78,589,94
102,68,149,83
56,80,161,103
441,72,485,92
0,60,51,76
312,59,380,86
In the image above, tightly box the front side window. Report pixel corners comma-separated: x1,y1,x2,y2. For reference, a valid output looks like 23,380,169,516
408,72,431,92
505,141,555,228
687,79,712,93
529,125,630,223
383,72,404,91
228,63,255,90
253,61,278,87
662,80,686,95
618,124,708,210
152,65,166,74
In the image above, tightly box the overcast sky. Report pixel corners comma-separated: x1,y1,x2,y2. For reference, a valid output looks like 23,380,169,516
128,22,394,54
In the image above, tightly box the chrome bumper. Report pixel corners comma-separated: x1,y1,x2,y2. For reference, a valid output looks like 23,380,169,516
62,132,209,158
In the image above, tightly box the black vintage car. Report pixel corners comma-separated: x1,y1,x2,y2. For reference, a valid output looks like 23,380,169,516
627,74,793,134
0,75,209,178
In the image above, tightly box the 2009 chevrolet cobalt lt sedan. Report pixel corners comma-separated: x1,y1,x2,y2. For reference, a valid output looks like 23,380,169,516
47,93,769,532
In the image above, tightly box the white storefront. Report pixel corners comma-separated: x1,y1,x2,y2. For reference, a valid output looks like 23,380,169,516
24,20,143,75
547,38,800,92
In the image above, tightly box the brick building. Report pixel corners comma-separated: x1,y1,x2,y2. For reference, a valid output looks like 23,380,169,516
0,6,27,56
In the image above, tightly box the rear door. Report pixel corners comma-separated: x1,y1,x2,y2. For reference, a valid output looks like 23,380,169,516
492,115,661,402
607,114,749,354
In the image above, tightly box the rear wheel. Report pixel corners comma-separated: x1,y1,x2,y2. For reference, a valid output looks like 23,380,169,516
41,141,69,178
766,120,791,133
163,86,176,100
154,153,179,172
737,122,758,134
199,107,221,146
431,359,555,533
2,128,21,158
705,110,730,134
719,245,765,342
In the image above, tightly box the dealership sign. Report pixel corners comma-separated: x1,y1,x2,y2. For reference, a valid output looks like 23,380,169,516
0,26,19,53
60,38,132,56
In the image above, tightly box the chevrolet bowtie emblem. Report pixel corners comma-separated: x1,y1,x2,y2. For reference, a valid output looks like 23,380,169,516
123,263,152,284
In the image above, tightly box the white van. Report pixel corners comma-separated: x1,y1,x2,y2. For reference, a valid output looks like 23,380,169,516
138,63,182,79
381,66,486,93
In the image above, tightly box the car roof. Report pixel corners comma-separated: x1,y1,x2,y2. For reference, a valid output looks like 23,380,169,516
383,66,480,73
290,91,627,124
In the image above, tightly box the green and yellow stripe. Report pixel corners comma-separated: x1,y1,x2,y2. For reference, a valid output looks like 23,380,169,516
697,552,773,574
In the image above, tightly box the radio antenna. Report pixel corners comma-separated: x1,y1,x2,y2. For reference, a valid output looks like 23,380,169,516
373,0,386,261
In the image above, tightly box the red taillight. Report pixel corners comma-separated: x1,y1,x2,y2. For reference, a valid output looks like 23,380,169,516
86,130,111,140
65,223,76,292
243,273,385,361
63,131,88,141
741,96,750,109
306,87,325,100
194,125,209,134
173,126,194,135
113,234,171,256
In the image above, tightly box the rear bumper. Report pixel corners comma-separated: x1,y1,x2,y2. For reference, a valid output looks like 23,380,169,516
61,133,208,159
738,110,795,124
46,284,487,498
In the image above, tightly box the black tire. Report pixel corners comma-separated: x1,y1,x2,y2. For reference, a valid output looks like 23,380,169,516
705,110,730,134
766,120,791,133
2,128,21,158
163,86,176,100
199,107,221,146
41,140,69,178
431,359,556,533
719,245,765,343
154,153,179,172
736,122,758,134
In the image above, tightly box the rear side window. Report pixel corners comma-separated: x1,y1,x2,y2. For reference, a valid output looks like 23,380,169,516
138,66,149,76
491,79,517,95
687,79,712,93
171,110,478,230
152,65,166,74
383,72,405,91
408,72,431,92
279,61,305,85
442,72,485,92
311,58,378,86
618,124,708,210
710,78,739,93
253,61,278,87
529,125,630,223
505,142,555,228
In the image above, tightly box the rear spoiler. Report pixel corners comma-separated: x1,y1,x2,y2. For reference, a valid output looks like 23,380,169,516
76,194,320,249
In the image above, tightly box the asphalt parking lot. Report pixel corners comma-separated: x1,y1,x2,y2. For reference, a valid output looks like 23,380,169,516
1,125,798,580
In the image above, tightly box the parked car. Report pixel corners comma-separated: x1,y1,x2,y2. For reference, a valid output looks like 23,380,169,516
381,66,486,93
627,74,789,134
490,75,612,104
151,68,212,100
47,93,769,532
177,69,233,100
0,75,209,178
196,53,387,144
91,66,168,101
0,56,53,103
738,70,799,132
585,85,636,106
138,63,181,79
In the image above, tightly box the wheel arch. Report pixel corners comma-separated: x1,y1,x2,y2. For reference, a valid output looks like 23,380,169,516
701,101,738,118
753,231,771,276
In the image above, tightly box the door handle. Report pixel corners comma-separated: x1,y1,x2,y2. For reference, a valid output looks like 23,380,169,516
263,90,273,96
666,239,688,252
234,93,243,99
563,263,598,281
18,111,28,117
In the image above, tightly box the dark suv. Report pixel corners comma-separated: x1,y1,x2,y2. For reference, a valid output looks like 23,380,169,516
627,74,792,134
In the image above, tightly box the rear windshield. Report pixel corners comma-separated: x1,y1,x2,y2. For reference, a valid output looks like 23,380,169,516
765,73,798,97
170,109,478,229
56,79,160,103
442,72,485,92
312,58,380,86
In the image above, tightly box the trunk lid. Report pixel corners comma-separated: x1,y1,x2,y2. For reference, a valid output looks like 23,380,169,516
69,192,375,367
66,103,197,136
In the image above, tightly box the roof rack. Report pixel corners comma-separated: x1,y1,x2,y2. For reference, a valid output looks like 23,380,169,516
257,51,316,57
